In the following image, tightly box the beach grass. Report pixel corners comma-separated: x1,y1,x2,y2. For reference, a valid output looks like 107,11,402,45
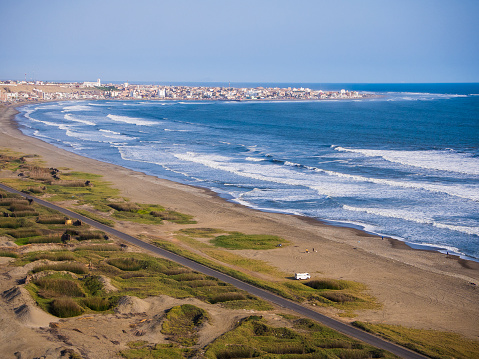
120,343,189,359
352,322,479,359
211,232,287,250
204,316,398,359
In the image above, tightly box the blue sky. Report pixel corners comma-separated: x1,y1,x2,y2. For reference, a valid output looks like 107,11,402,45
1,0,478,83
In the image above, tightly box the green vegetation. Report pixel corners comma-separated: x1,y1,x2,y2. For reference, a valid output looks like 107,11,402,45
211,232,287,250
21,248,271,318
204,316,397,358
352,322,479,359
120,343,190,359
0,250,18,258
110,202,196,225
153,236,378,314
161,304,209,346
31,262,88,275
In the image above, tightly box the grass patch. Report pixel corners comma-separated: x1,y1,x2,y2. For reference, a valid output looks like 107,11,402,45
178,227,224,237
352,321,479,359
211,233,287,250
161,304,209,346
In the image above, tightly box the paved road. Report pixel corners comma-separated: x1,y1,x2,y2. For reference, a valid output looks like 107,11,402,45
0,182,428,359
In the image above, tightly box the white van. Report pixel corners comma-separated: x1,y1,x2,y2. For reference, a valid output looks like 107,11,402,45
295,273,311,280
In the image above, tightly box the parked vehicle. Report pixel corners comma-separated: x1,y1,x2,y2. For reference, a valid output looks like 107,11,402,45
295,272,311,280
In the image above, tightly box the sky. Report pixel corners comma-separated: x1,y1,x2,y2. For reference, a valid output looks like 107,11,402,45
1,0,478,83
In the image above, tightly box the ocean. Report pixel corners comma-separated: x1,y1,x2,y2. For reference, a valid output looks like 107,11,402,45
15,83,479,260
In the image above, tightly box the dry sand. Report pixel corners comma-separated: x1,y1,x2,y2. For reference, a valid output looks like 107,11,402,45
1,103,479,358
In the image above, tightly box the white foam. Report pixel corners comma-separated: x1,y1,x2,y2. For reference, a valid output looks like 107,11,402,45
99,129,121,135
333,146,479,176
64,113,95,126
107,114,156,126
245,157,265,162
62,105,93,112
343,205,479,236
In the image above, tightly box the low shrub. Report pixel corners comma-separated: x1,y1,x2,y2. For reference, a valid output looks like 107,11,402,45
37,216,67,224
9,211,39,217
27,235,63,244
82,275,103,295
50,297,84,317
7,229,43,238
9,204,35,212
74,244,121,252
185,280,217,288
34,277,84,297
321,292,357,303
82,297,110,311
108,257,148,271
108,203,140,212
77,231,105,241
161,304,209,346
0,250,18,258
304,279,350,290
32,262,88,275
0,218,22,228
215,347,257,359
171,272,205,281
210,292,246,304
28,251,75,262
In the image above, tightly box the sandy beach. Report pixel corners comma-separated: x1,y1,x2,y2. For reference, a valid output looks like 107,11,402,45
1,101,479,347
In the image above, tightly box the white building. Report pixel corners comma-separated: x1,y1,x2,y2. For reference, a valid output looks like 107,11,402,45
82,79,101,88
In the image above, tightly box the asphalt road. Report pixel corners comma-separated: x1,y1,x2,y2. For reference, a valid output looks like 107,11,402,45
0,182,428,359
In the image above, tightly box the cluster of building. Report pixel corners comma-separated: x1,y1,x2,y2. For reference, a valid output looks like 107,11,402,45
1,79,370,104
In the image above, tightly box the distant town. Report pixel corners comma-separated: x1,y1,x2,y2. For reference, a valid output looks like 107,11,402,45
0,79,372,104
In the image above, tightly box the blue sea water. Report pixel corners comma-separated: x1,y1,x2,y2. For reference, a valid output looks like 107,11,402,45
15,83,479,259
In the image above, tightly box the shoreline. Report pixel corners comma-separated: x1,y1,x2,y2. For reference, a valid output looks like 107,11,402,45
12,100,475,263
1,102,479,339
